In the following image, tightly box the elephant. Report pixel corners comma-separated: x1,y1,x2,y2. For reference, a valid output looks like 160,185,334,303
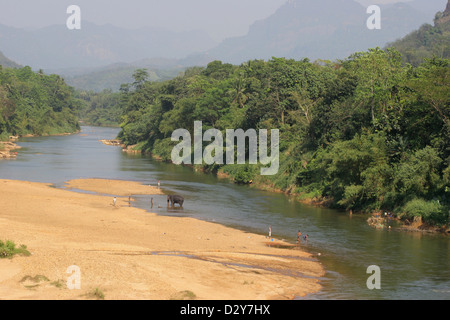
167,195,184,207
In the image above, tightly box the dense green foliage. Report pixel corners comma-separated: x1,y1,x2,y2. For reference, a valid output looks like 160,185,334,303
0,66,81,140
387,11,450,66
76,89,121,127
116,49,449,226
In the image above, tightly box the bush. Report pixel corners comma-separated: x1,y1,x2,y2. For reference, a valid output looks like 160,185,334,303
0,131,10,142
0,240,30,258
394,147,443,197
153,138,178,162
338,184,364,209
401,198,448,226
222,164,257,184
297,188,324,201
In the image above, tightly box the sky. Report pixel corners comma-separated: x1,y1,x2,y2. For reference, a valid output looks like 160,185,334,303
0,0,408,42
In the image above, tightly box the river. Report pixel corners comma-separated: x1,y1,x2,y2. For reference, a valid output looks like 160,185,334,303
0,126,448,300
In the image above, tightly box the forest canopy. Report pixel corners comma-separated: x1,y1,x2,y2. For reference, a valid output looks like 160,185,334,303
0,66,80,139
115,50,449,226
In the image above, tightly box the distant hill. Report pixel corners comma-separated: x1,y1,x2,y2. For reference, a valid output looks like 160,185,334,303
387,0,450,65
2,0,446,91
63,64,159,92
62,61,185,92
206,0,448,64
0,21,217,70
54,55,220,92
0,51,21,68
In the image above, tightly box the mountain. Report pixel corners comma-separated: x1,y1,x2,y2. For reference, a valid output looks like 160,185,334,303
62,60,185,92
2,0,446,91
0,21,217,70
387,0,450,65
206,0,448,64
0,51,21,68
54,55,218,92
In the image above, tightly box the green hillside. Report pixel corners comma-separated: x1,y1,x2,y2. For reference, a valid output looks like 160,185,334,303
0,51,21,69
387,3,450,65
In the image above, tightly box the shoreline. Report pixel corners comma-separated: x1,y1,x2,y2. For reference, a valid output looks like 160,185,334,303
0,140,21,159
0,178,325,300
19,131,81,138
101,138,448,234
1,130,80,160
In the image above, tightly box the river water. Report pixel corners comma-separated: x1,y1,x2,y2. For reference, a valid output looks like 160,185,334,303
0,126,448,300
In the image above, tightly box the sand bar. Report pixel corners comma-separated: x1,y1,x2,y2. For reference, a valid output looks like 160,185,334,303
65,178,164,196
0,179,324,300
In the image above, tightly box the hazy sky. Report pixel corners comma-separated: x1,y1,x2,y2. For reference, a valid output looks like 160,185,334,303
0,0,407,42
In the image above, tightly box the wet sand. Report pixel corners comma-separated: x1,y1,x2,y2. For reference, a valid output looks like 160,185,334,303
0,179,324,300
65,178,164,196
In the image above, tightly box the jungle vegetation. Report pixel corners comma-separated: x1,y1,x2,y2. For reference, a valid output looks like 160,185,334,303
114,50,449,226
0,66,80,140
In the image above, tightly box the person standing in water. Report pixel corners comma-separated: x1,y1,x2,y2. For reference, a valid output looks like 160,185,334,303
297,230,302,244
268,225,272,238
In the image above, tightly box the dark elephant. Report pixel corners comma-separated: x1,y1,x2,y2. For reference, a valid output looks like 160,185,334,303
167,195,184,207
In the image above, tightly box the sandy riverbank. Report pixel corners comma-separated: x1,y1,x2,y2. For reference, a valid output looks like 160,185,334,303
65,178,165,196
0,179,324,300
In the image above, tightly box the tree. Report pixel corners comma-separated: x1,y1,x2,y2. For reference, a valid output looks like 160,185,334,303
132,69,149,90
346,48,403,125
0,66,79,137
408,58,450,125
231,72,248,108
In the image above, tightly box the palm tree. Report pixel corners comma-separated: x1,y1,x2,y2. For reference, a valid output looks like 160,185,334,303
232,73,248,108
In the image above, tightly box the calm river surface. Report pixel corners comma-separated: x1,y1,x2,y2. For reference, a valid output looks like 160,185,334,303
0,126,448,300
